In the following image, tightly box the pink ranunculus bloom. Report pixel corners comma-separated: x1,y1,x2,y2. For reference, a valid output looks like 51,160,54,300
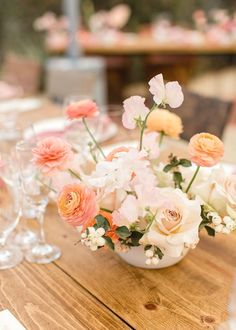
188,133,224,167
66,100,99,120
57,184,98,227
122,96,149,129
148,74,184,108
32,137,74,175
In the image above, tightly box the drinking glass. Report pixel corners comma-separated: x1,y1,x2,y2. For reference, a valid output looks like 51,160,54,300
16,140,61,264
0,159,23,270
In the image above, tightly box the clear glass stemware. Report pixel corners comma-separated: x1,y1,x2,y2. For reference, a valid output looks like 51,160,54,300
0,160,23,270
16,140,61,264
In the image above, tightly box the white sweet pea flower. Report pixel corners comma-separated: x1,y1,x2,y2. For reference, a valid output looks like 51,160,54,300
148,74,184,108
112,195,139,227
142,132,160,160
140,188,202,258
122,96,149,129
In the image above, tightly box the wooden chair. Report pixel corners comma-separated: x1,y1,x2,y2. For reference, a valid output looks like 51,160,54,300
176,89,233,141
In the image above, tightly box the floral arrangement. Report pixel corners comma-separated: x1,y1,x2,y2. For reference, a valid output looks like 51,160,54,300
31,74,236,267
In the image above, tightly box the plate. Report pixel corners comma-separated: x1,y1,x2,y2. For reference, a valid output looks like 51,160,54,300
0,98,42,113
26,116,118,143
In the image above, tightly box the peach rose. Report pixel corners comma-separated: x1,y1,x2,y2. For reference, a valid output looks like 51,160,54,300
146,109,183,139
188,133,224,167
66,100,99,120
32,137,74,175
106,147,129,161
57,184,98,227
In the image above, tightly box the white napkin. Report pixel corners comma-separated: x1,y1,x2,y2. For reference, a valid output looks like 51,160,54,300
0,310,26,330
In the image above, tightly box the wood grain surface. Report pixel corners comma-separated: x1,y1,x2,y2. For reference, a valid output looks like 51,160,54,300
0,100,235,329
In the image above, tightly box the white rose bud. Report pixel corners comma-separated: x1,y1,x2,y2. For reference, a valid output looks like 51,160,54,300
145,249,154,258
212,215,222,226
223,216,233,225
215,224,224,233
96,228,105,236
90,244,98,251
151,257,159,265
145,258,152,265
81,232,87,239
97,237,105,247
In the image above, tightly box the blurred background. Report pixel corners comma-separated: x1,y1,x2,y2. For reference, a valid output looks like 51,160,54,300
0,0,235,161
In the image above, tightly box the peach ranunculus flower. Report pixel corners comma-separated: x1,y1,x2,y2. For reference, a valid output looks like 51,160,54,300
57,184,98,227
188,133,224,167
148,74,184,108
66,100,99,120
32,137,74,175
146,109,183,138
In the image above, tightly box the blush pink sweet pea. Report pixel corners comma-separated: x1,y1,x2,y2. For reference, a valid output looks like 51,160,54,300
148,74,184,108
32,137,74,175
66,99,99,120
122,96,149,129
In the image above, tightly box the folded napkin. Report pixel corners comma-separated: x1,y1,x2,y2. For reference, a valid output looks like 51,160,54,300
0,310,26,330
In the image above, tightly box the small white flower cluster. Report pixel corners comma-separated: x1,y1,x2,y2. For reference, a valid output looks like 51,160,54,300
81,227,105,251
145,249,160,265
208,212,236,234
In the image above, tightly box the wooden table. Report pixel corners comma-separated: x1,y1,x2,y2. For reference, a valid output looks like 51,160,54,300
83,37,236,56
1,101,236,329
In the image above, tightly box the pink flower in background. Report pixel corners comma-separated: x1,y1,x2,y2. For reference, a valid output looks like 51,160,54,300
188,133,224,167
32,137,74,175
143,132,160,159
122,96,149,129
33,12,57,31
66,100,99,120
106,4,131,29
57,184,98,227
148,74,184,108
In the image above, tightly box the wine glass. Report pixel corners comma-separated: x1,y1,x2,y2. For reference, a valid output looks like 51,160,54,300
0,158,23,270
16,140,61,264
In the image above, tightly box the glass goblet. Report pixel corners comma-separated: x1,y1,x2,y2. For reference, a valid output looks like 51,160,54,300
0,175,23,270
16,140,61,264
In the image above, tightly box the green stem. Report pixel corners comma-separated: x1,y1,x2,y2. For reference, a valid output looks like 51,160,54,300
185,166,200,194
100,207,112,213
159,131,165,147
139,103,156,151
82,118,105,159
68,168,81,180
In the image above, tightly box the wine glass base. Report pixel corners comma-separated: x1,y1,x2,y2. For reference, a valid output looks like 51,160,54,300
25,243,61,264
12,230,38,250
0,246,23,270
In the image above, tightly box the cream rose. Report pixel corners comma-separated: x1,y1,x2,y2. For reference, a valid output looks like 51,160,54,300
193,170,236,219
140,188,202,257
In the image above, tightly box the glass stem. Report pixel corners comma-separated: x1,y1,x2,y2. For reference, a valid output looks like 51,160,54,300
37,212,46,244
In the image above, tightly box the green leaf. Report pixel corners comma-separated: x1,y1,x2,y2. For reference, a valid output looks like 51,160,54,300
173,171,183,189
205,226,215,237
144,245,152,251
155,247,164,260
130,231,143,246
115,226,131,239
104,236,114,250
179,159,192,167
95,215,110,231
163,164,173,172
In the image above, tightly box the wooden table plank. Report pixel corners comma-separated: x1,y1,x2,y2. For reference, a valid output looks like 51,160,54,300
44,205,236,329
0,259,131,329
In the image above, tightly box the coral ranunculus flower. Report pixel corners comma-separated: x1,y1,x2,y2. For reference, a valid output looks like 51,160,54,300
146,109,183,139
32,137,74,175
66,99,99,120
57,184,98,227
188,133,224,167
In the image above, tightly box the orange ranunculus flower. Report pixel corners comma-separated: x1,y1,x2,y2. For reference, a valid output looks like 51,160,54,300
66,99,99,120
188,133,224,167
83,210,118,242
146,109,183,139
57,184,98,227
